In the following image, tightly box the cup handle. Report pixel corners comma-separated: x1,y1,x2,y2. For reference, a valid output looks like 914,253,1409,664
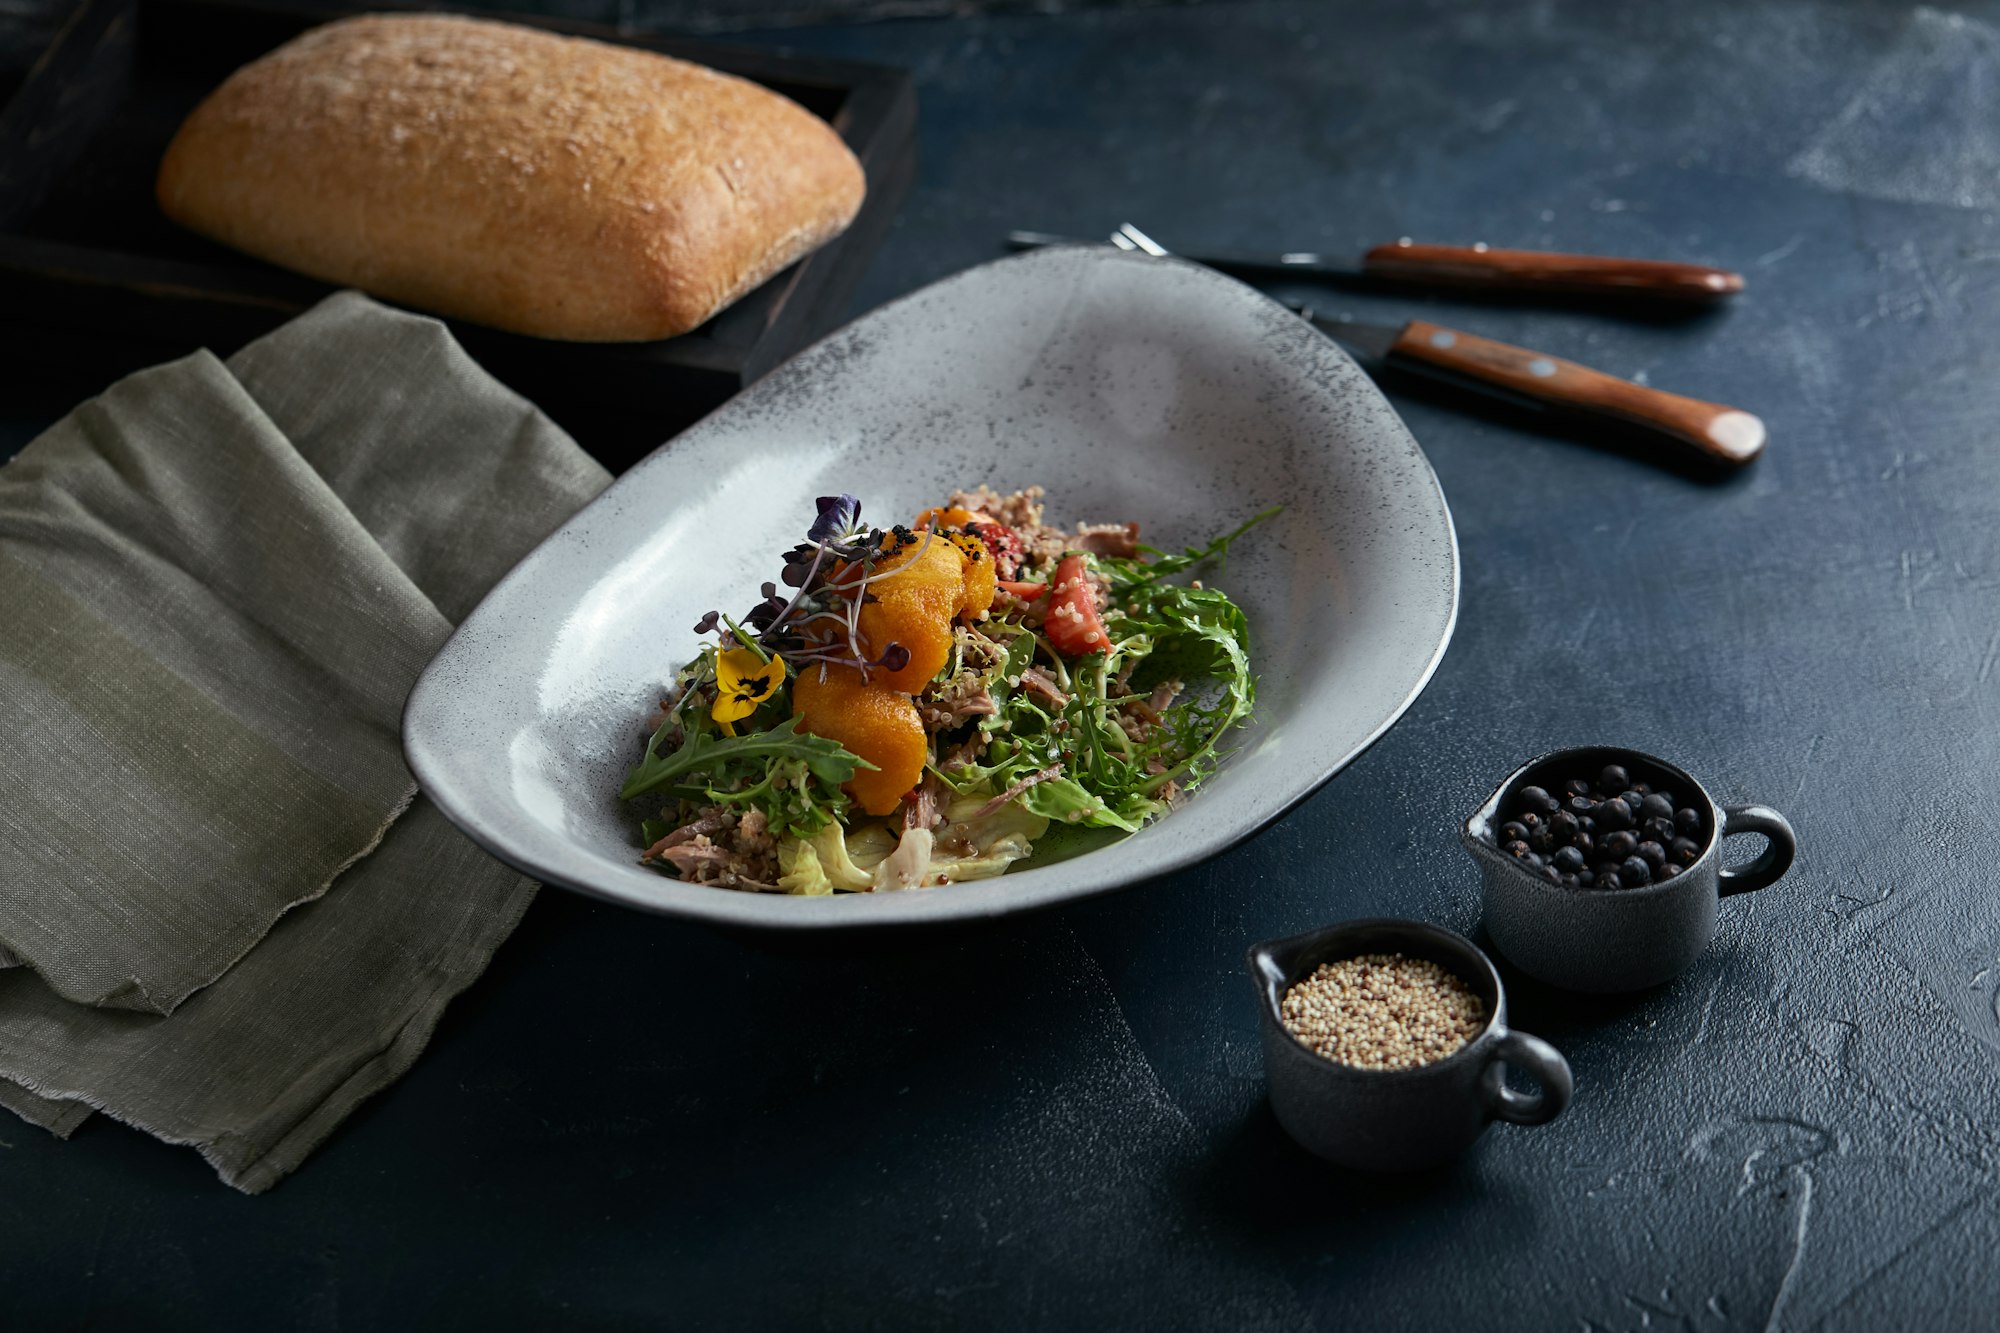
1717,804,1797,898
1480,1028,1573,1127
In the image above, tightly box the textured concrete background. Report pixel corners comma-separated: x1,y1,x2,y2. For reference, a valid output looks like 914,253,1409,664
5,0,2000,1328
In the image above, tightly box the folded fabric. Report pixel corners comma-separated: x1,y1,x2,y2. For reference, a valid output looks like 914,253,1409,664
0,292,610,1190
0,356,446,1014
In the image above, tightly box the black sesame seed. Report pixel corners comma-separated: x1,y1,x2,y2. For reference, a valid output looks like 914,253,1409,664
1620,856,1653,886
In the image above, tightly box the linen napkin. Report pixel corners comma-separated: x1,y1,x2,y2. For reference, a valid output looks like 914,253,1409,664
0,292,610,1191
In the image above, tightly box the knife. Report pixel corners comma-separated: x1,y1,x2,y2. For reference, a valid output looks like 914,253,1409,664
1305,309,1766,466
1008,231,1745,304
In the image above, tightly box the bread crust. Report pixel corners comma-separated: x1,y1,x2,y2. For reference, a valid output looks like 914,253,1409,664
156,14,867,341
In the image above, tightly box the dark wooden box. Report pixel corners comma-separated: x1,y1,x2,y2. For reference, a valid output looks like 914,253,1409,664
0,0,915,465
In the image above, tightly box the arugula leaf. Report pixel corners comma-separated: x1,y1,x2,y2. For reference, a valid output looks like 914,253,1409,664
1101,505,1279,594
621,715,873,801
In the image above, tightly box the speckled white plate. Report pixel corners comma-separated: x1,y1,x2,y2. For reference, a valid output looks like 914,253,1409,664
403,246,1458,929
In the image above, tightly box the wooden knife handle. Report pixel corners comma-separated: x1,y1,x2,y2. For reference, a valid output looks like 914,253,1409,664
1363,241,1744,303
1389,320,1767,465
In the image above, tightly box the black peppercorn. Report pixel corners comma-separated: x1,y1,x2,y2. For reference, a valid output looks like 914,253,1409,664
1487,763,1713,894
1518,785,1558,816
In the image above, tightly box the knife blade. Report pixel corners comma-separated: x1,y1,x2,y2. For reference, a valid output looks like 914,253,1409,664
1008,231,1745,304
1303,309,1767,466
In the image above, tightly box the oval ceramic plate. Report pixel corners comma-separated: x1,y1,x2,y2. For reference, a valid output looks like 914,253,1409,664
404,246,1458,928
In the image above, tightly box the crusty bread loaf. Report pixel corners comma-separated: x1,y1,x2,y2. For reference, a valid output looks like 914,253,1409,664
157,14,866,342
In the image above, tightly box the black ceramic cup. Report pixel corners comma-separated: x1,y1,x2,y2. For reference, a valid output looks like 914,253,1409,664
1463,745,1798,993
1246,918,1572,1171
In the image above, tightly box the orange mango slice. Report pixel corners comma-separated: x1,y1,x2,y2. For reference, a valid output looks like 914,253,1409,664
793,662,927,817
913,505,988,531
946,532,996,621
856,532,965,692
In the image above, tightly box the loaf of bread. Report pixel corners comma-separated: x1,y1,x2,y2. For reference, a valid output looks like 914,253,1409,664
157,14,866,341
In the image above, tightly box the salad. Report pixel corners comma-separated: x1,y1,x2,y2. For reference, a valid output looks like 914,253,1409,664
621,486,1272,894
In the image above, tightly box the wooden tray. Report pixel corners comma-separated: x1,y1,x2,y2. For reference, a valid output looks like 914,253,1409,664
0,0,916,465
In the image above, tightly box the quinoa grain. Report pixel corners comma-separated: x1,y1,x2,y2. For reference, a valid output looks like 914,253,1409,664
1279,953,1485,1070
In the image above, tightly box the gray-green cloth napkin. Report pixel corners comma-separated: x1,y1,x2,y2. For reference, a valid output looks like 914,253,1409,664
0,292,610,1191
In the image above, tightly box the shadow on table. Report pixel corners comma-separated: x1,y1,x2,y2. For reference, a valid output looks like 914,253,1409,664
1177,1097,1545,1272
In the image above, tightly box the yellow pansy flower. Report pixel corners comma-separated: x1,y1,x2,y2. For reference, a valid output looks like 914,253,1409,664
712,646,787,732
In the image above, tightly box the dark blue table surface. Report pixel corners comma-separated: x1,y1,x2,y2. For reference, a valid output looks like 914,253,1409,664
8,1,2000,1328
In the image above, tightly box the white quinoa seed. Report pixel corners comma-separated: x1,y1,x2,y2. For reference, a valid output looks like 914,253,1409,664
1279,953,1485,1071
